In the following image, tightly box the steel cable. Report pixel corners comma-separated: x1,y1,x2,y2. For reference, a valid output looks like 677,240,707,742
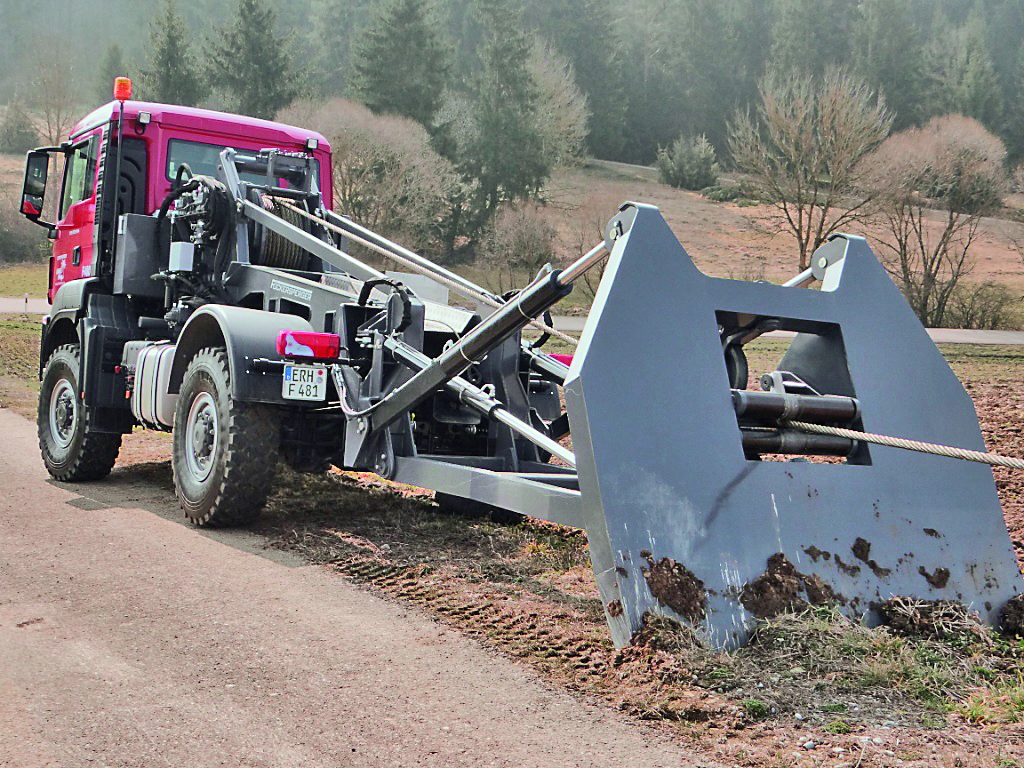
783,420,1024,470
275,199,582,347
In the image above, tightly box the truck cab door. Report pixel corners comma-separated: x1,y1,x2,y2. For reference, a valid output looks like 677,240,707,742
50,133,100,301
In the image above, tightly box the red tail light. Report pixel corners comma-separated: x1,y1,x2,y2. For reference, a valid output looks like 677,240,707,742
276,330,341,361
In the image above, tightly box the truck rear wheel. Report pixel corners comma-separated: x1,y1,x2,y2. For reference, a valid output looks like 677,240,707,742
38,344,122,481
172,347,280,527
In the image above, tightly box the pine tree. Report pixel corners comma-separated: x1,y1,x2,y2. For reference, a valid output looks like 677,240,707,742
96,44,129,104
142,0,209,107
309,0,373,97
351,0,449,126
523,0,626,158
770,0,856,75
854,0,923,130
460,0,549,220
1002,43,1024,163
207,0,297,119
672,0,742,153
616,0,685,163
924,12,1003,129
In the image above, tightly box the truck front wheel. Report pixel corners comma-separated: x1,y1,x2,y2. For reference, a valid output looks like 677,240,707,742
172,347,280,527
38,344,122,481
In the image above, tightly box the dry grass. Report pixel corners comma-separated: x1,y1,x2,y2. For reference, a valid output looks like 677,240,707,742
0,263,48,298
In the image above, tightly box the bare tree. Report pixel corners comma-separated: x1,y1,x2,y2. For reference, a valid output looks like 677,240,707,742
729,67,893,271
864,115,1006,327
28,39,79,144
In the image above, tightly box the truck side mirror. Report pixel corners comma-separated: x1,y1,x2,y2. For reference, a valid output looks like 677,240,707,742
21,150,54,229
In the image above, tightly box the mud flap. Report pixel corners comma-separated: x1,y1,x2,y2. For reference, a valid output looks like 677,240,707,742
564,203,1023,649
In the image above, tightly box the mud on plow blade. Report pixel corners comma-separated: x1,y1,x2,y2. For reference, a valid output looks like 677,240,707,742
545,202,1021,650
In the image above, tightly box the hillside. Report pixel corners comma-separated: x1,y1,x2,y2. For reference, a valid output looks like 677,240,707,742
5,150,1024,311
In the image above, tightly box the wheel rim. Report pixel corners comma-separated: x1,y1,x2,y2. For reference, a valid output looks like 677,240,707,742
184,392,218,484
49,378,77,450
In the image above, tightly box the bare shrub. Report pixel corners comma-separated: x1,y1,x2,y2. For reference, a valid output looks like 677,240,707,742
656,134,719,190
280,98,464,261
0,180,48,264
943,281,1021,330
0,103,39,154
729,67,893,271
476,202,556,294
564,191,619,302
864,114,1007,327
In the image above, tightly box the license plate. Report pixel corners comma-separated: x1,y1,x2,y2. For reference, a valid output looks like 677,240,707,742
282,364,327,401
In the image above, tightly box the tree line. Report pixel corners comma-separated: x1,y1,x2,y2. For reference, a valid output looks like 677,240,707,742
3,0,1024,163
2,0,1024,326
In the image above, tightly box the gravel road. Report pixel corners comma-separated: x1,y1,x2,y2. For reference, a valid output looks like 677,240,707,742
0,408,716,768
3,295,1023,344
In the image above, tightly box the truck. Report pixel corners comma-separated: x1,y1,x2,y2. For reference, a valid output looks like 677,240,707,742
18,79,1023,649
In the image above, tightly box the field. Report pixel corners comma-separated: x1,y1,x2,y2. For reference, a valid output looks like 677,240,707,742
2,311,1024,765
4,160,1024,766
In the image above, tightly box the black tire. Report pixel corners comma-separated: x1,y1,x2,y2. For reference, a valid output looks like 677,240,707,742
435,492,525,526
38,344,122,481
172,347,280,527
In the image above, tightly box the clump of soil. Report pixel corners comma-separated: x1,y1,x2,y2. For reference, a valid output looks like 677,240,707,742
642,556,706,623
630,612,702,653
739,553,841,618
1000,594,1024,635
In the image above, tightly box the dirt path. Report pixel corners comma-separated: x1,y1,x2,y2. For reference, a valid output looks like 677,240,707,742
0,408,716,768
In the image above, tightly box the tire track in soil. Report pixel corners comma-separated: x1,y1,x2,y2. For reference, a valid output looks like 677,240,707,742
333,557,613,686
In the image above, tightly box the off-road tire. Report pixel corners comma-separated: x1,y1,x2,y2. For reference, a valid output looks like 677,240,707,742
435,492,525,525
172,347,280,527
38,344,122,481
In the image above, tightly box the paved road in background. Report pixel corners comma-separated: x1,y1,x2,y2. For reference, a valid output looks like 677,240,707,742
5,297,1023,344
549,314,1024,345
0,408,714,768
0,297,49,314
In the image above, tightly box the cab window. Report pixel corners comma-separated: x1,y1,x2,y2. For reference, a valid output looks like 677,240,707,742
167,139,320,189
59,137,98,219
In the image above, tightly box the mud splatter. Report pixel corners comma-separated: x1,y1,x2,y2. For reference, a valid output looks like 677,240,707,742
923,528,942,539
642,556,706,624
606,600,623,617
739,553,842,619
917,565,951,589
834,555,861,577
851,538,892,578
803,545,831,562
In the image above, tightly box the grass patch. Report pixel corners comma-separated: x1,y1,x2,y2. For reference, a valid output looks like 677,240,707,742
0,315,40,380
959,678,1024,724
823,718,853,734
742,698,771,719
0,263,48,298
736,605,1022,718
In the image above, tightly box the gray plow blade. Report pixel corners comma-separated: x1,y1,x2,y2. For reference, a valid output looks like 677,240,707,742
564,203,1023,650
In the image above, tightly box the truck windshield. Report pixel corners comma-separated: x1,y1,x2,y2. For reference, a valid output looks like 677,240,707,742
167,139,320,189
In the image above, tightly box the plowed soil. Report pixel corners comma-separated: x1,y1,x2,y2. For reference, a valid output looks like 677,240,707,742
5,337,1020,768
4,158,1024,766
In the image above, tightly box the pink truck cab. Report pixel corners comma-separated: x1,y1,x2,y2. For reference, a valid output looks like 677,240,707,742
21,99,331,302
